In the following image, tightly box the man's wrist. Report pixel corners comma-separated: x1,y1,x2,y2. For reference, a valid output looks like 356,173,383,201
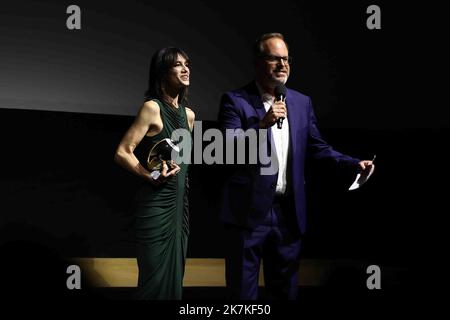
259,120,268,129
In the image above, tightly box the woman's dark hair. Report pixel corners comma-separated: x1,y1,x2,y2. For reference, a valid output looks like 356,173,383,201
144,47,190,104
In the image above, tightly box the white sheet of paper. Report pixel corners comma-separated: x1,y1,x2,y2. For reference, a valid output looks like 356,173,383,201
349,165,375,190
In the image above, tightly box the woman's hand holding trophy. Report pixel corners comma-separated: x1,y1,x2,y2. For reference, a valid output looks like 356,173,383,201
147,138,181,185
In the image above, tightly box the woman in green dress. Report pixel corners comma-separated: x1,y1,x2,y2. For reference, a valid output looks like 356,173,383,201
114,47,195,299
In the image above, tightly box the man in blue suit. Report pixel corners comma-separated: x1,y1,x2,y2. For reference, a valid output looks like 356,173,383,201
218,33,374,300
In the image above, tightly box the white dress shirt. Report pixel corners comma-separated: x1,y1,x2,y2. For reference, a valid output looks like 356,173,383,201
257,86,290,195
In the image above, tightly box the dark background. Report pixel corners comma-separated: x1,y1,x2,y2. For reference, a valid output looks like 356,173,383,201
0,0,445,127
0,0,443,300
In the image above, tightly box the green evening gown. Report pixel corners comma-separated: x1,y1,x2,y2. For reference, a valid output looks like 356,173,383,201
133,99,190,300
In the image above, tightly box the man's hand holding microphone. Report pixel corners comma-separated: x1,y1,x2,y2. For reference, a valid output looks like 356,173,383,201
259,85,287,129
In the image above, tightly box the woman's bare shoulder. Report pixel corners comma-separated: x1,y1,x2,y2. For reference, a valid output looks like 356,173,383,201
142,100,161,114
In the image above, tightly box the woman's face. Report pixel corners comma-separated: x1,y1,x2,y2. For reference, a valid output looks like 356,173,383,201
165,54,190,90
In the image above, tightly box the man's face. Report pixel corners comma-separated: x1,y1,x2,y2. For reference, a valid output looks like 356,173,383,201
255,38,291,88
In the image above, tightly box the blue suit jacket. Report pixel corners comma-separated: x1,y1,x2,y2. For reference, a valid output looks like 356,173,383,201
218,82,360,233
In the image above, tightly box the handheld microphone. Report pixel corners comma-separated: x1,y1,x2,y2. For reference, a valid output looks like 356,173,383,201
274,85,287,129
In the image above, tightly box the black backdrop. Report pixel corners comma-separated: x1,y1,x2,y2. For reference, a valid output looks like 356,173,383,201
1,108,438,262
1,1,445,126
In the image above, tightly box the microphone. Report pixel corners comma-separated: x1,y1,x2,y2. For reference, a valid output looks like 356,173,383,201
274,85,287,129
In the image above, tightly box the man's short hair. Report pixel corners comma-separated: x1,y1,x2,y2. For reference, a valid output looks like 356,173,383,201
253,33,288,59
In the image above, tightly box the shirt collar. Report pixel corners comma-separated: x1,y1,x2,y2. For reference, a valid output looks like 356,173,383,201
255,81,275,104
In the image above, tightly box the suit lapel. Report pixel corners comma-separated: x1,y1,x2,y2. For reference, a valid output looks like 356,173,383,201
286,89,297,145
245,82,272,142
247,81,272,156
246,82,266,120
